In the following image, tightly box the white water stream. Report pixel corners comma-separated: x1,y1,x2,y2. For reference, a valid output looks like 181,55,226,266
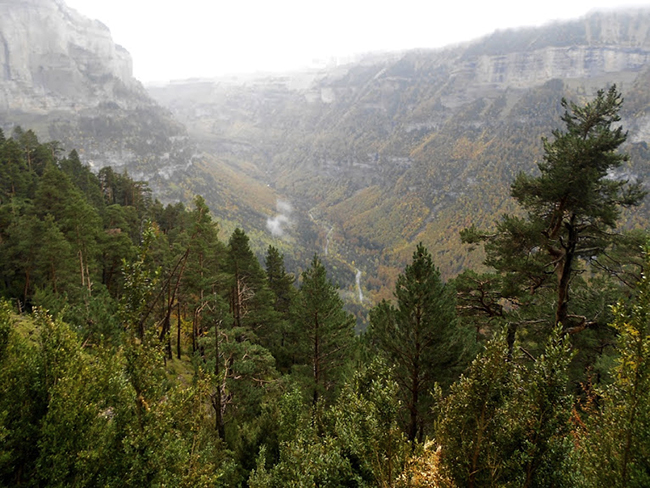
324,225,334,256
309,209,364,303
355,269,364,302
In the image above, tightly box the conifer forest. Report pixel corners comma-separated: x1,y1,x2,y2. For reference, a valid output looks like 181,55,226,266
2,87,650,487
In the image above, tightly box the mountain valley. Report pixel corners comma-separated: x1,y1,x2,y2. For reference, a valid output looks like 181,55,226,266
3,0,650,311
148,9,650,303
3,3,650,485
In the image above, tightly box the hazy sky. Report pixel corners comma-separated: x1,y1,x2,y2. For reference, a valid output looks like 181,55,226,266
64,0,650,82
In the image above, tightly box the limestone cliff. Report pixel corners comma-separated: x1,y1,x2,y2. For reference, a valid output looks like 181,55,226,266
0,0,141,112
0,0,195,192
462,10,650,89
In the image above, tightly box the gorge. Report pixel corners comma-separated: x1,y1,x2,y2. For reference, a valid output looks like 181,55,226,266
3,0,650,307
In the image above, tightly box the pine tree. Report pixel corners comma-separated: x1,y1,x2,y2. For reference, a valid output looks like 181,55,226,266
264,245,296,372
227,228,273,334
36,215,75,294
292,255,355,406
265,246,294,317
1,212,42,304
0,134,36,203
35,164,102,293
13,128,53,176
58,149,104,210
177,196,223,354
100,204,138,296
461,86,646,345
368,243,467,442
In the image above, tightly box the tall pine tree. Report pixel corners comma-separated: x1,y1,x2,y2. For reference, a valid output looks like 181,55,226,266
460,86,646,349
369,243,467,442
292,255,354,406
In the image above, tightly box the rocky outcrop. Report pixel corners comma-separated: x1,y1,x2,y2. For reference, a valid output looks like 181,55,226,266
0,0,143,113
467,46,649,88
460,10,650,89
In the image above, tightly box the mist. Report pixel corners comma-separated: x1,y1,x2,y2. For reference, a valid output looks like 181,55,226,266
266,200,293,237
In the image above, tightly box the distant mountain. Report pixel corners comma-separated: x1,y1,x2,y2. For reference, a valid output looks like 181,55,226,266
149,9,650,301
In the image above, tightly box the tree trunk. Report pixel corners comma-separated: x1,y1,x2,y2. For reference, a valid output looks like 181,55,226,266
408,311,422,443
159,284,173,356
192,311,198,353
408,361,420,443
506,322,518,361
555,216,577,329
51,261,58,294
177,302,182,359
85,259,92,293
212,319,225,439
79,249,85,287
313,312,320,407
23,268,30,304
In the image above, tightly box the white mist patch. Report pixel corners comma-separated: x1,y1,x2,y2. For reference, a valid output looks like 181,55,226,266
266,214,289,236
266,200,293,237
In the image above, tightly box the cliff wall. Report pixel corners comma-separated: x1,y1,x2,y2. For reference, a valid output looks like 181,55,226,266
0,0,142,113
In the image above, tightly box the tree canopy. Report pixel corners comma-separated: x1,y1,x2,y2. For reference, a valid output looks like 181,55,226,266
0,86,649,486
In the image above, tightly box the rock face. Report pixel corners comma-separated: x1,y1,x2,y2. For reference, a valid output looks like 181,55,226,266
468,46,648,88
462,10,650,89
0,0,197,195
0,0,139,112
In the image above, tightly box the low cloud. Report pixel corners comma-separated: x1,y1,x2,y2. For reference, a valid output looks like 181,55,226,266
266,200,293,237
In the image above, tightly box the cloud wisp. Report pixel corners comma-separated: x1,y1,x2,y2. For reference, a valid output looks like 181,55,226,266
266,200,293,237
